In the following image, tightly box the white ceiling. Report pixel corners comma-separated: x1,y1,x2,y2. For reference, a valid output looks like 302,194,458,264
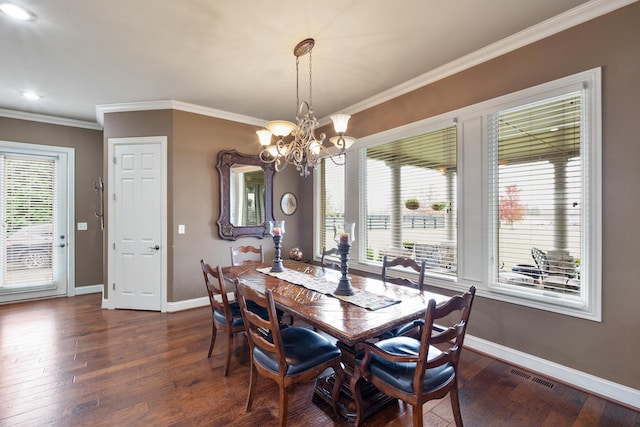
0,1,631,128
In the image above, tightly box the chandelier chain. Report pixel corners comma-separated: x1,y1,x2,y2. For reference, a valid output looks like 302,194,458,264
308,49,313,109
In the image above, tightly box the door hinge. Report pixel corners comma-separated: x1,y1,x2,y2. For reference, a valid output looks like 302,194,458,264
112,283,115,291
113,243,115,250
113,156,117,164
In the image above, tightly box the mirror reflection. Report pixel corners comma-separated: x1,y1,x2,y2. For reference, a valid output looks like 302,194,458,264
230,165,265,226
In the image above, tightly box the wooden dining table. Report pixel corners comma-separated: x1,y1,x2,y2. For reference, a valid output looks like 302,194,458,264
223,259,451,422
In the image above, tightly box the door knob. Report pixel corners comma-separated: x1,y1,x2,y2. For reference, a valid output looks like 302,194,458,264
150,245,160,251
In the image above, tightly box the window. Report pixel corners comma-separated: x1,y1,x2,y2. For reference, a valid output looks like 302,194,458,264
316,157,345,255
486,69,601,320
314,68,600,320
363,125,457,276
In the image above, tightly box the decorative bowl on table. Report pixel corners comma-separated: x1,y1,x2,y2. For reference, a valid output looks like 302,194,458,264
289,247,303,261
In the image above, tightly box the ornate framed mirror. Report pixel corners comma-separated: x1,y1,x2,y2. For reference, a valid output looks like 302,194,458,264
217,150,275,240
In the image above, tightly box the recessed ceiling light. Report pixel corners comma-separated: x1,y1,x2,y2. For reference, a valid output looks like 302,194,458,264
0,2,35,21
22,91,41,100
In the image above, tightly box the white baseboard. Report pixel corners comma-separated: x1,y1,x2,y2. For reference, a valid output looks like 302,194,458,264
465,334,640,410
166,296,209,312
74,284,103,296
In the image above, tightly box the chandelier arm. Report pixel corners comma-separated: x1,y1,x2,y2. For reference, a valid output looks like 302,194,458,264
259,151,277,164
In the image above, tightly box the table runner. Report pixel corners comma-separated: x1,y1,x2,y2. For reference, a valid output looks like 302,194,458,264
256,267,400,310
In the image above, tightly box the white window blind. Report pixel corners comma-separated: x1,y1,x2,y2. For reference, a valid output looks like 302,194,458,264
1,154,56,283
364,125,457,276
318,158,345,255
488,91,582,296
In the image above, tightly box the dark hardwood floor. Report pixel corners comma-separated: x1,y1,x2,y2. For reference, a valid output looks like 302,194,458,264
1,293,637,426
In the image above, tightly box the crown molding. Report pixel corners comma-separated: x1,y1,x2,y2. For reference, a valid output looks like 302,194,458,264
0,108,101,130
319,0,638,124
95,100,265,128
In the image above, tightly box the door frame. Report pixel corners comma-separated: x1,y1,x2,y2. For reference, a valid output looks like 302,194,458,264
0,140,75,301
106,136,167,311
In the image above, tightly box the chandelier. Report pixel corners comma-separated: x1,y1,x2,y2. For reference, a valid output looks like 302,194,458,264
257,38,352,177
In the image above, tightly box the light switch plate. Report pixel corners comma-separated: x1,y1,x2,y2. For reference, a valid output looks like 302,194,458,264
178,224,185,234
77,222,88,231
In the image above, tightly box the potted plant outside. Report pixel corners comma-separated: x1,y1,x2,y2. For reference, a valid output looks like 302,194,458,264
430,201,447,211
405,198,420,210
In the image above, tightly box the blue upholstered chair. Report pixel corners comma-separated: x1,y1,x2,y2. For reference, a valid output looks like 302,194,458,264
237,281,344,427
351,286,476,427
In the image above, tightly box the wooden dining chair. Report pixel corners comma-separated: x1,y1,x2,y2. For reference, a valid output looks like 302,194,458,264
236,281,344,427
378,255,426,339
230,244,264,266
200,260,245,376
351,285,476,427
321,246,340,270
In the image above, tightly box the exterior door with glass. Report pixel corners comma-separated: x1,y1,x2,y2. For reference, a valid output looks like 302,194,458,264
0,142,72,303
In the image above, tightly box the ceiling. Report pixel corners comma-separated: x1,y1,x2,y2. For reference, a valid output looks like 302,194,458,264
0,1,628,128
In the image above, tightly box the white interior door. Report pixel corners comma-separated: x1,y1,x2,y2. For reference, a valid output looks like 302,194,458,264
0,141,73,303
109,137,166,311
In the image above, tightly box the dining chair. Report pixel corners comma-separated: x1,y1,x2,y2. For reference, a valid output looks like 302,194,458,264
230,244,264,266
236,281,344,427
377,255,426,339
350,285,476,427
201,260,243,376
321,246,340,270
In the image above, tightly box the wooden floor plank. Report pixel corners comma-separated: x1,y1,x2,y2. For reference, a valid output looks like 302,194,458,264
1,293,637,426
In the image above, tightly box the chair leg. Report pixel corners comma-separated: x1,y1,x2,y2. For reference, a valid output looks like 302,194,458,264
412,404,424,427
246,362,257,412
450,380,464,427
278,385,289,427
330,361,345,416
223,332,234,376
208,322,217,358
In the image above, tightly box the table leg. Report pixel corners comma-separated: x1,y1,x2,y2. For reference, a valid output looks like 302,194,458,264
312,341,396,422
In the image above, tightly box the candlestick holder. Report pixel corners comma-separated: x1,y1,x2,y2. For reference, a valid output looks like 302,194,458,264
332,222,356,296
269,220,285,273
271,235,285,272
334,242,355,296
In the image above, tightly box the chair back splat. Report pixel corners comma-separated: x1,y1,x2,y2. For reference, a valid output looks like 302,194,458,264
321,246,340,270
381,255,426,291
351,285,476,427
376,255,427,340
237,282,344,427
230,244,264,266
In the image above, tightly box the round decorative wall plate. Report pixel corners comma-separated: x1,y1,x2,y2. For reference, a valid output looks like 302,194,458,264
280,192,297,215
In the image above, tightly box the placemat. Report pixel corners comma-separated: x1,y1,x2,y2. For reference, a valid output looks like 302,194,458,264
256,267,400,310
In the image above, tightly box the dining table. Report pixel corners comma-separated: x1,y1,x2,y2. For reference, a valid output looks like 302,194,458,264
222,259,451,422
